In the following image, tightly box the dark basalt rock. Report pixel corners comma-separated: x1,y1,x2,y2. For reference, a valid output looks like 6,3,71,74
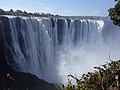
5,70,59,90
0,16,10,76
0,16,60,90
0,68,59,90
0,16,20,70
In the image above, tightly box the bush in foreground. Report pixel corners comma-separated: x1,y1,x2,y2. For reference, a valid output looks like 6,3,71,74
63,60,120,90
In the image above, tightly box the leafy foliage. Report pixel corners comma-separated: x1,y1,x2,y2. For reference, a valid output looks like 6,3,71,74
108,0,120,26
63,60,120,90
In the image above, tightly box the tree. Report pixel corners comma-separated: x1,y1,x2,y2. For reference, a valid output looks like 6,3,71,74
0,9,6,15
108,0,120,26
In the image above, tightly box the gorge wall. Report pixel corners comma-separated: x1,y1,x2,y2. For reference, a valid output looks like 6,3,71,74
0,16,120,84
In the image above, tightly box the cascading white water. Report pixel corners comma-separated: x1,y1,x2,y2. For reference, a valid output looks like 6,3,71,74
3,16,120,84
7,16,60,83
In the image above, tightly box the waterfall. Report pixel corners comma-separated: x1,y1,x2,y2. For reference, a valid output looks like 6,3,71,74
1,16,120,83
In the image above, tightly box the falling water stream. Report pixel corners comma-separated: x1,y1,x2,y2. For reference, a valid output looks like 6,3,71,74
1,16,120,83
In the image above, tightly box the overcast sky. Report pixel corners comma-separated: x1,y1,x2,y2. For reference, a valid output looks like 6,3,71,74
0,0,116,16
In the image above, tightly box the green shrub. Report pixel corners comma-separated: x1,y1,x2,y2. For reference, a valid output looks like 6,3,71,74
63,60,120,90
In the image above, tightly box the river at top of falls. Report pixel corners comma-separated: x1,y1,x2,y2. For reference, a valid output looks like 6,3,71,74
2,16,120,84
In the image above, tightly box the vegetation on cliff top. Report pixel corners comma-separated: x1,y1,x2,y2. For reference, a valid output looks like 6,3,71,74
0,8,60,17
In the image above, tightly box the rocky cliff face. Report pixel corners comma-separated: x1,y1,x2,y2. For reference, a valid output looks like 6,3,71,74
0,15,120,89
